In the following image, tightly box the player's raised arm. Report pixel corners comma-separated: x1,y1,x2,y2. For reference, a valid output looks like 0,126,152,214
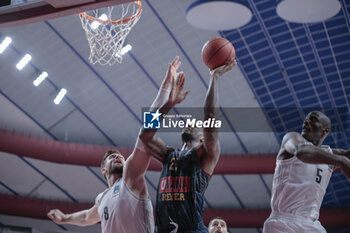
282,131,340,163
281,132,350,179
331,149,350,179
124,56,189,198
332,148,350,159
296,142,350,179
199,60,236,176
139,58,190,163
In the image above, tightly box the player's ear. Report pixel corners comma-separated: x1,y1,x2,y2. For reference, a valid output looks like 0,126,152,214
101,167,108,177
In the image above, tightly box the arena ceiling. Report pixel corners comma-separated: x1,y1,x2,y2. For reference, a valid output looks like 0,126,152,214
0,0,349,232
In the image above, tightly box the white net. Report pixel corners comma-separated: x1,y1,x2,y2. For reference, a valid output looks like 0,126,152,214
79,1,142,66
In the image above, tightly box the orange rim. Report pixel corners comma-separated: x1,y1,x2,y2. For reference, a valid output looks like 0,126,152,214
78,1,142,24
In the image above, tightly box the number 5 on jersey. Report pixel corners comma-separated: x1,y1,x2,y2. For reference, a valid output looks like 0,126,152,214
316,168,323,184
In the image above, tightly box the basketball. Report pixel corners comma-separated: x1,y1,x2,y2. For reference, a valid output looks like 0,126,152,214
201,37,235,70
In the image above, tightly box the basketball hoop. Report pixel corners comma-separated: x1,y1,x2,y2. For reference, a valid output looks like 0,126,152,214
79,1,142,66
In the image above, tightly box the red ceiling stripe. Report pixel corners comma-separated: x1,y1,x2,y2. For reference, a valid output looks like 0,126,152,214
0,129,276,174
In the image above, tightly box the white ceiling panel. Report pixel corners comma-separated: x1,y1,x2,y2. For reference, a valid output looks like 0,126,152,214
218,133,247,154
1,0,349,231
48,108,117,145
28,177,77,202
0,184,13,195
224,175,271,209
0,94,48,137
26,157,107,202
261,174,274,191
0,152,45,196
204,175,242,208
234,132,280,154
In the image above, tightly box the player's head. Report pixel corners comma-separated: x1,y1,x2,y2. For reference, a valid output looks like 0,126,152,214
302,111,331,143
101,150,125,180
208,217,228,233
181,126,203,146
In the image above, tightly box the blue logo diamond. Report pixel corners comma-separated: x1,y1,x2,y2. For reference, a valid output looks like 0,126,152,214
143,110,161,129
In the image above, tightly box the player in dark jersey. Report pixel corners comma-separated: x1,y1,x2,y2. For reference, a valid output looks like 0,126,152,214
140,56,236,233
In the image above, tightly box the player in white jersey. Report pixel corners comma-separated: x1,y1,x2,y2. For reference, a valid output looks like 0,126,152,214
263,111,350,233
47,56,184,233
208,216,229,233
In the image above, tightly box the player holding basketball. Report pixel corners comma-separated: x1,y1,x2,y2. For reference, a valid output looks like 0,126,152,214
47,57,183,233
208,217,229,233
263,111,350,233
140,56,236,233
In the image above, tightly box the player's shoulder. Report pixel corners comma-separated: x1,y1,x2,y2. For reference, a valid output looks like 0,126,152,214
165,146,175,156
191,142,205,155
280,132,306,153
166,146,175,153
284,131,302,138
95,192,104,206
162,146,175,163
321,145,332,153
277,132,303,160
282,132,303,143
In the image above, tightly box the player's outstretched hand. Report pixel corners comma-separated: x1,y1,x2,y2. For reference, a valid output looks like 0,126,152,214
210,59,237,78
168,72,191,107
161,56,182,90
48,209,66,224
339,157,350,180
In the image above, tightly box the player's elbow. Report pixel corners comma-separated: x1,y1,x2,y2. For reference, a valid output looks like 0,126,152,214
139,130,151,143
139,132,146,142
295,144,306,158
81,212,97,226
79,213,90,226
204,110,218,120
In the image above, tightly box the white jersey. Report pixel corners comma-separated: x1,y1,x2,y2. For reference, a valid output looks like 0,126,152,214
270,141,334,220
97,178,154,233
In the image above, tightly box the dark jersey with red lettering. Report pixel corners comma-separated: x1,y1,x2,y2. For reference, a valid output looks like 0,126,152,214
156,148,210,233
